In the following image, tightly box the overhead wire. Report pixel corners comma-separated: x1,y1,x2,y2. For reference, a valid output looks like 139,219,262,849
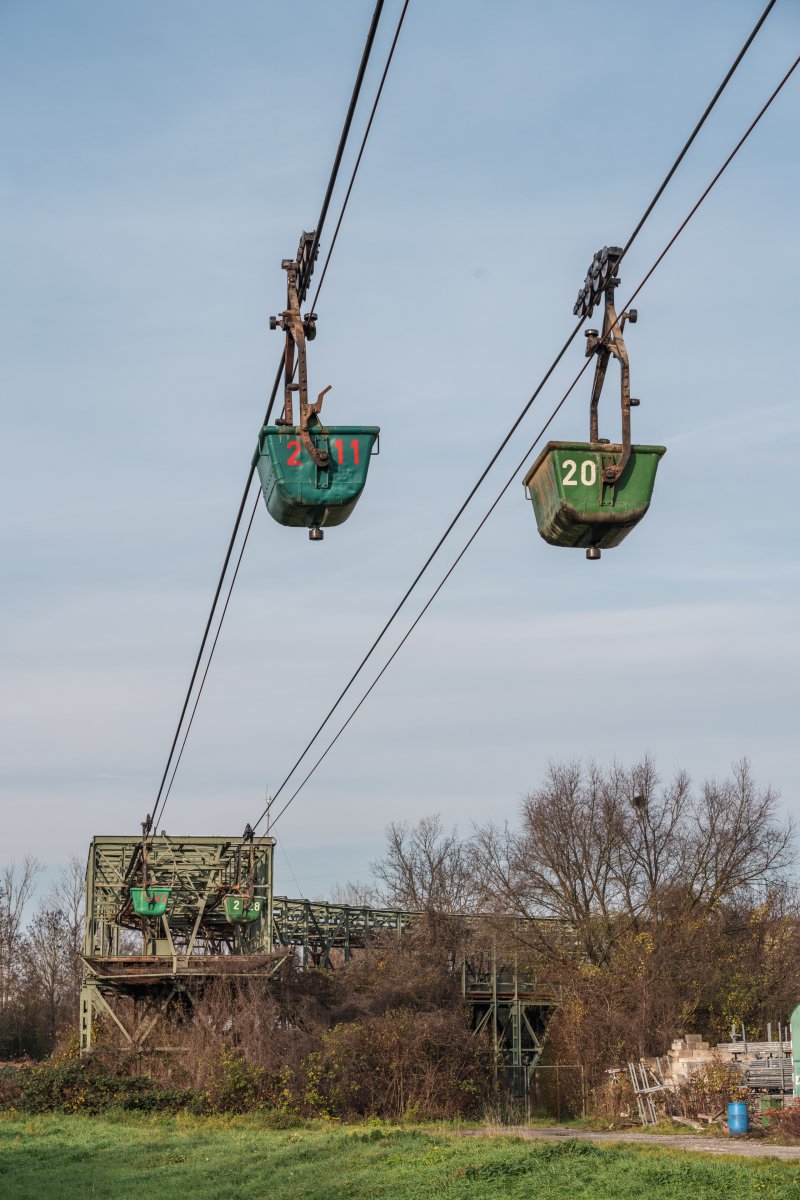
263,45,800,832
152,0,412,832
278,840,307,900
297,1,387,302
249,0,782,832
148,0,392,834
308,0,412,311
155,0,414,833
148,0,781,838
156,493,260,824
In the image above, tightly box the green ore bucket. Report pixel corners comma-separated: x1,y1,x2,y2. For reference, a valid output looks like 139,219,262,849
524,441,666,550
224,894,263,923
254,425,379,530
130,887,172,916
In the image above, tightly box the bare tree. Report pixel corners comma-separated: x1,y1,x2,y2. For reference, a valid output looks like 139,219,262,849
371,815,476,913
471,757,794,965
22,908,73,1046
616,757,691,919
0,857,41,1009
686,758,794,909
473,761,637,963
50,856,85,1010
329,880,380,907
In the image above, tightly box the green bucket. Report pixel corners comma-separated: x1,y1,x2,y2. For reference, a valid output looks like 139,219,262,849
524,441,666,550
130,886,172,917
254,425,379,530
224,894,264,923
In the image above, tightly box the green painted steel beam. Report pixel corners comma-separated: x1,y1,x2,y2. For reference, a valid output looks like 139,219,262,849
84,835,275,960
81,844,560,1087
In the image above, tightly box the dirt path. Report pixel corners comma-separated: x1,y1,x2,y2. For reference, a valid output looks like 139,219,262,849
461,1125,800,1161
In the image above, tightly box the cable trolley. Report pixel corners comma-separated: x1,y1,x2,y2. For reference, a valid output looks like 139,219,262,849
524,246,665,559
129,815,172,917
253,232,380,541
223,826,263,924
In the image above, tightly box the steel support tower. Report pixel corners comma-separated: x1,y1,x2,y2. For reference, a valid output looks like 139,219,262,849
81,838,559,1090
80,834,279,1053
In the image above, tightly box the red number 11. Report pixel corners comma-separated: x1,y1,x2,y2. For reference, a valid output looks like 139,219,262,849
331,439,361,465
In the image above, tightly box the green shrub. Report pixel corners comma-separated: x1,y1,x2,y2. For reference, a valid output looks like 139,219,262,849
287,1006,491,1120
199,1047,266,1114
0,1060,195,1115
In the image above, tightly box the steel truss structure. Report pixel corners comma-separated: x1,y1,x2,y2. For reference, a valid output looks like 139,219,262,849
81,841,560,1086
465,960,560,1097
272,896,414,966
80,835,279,1053
268,897,559,1092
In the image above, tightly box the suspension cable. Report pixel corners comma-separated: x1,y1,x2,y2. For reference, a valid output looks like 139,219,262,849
150,1,412,831
262,47,800,834
309,0,412,311
298,1,386,302
155,493,260,827
249,3,782,832
148,0,389,833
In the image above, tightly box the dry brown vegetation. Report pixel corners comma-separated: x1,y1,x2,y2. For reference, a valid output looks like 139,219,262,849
5,921,489,1119
372,757,798,1111
2,756,797,1120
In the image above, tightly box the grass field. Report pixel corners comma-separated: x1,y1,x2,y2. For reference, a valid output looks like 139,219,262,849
2,1114,800,1199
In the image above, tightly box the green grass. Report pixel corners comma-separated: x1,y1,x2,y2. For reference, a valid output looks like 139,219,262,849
1,1113,800,1199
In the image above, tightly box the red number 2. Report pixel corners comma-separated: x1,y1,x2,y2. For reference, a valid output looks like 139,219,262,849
286,440,301,466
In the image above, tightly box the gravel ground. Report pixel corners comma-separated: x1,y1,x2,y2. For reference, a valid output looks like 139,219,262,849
462,1125,800,1161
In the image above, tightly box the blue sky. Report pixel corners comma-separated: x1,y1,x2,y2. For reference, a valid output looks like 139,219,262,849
1,1,798,900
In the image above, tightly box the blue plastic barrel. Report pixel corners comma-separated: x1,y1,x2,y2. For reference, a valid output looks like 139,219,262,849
728,1101,749,1135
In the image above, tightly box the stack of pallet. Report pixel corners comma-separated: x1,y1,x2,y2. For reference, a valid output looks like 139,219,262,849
667,1033,793,1093
714,1037,793,1092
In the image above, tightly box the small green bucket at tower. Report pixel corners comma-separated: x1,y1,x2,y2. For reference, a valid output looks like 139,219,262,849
253,425,379,529
524,441,666,550
224,894,263,923
130,887,172,916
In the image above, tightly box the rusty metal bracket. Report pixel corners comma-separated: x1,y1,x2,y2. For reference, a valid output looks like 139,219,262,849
269,234,330,469
243,825,255,907
580,247,639,485
140,817,152,891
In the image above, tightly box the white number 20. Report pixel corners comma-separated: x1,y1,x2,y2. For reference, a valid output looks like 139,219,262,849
562,459,596,487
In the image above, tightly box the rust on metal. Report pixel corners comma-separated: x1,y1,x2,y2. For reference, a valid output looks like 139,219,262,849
270,231,331,468
580,246,639,484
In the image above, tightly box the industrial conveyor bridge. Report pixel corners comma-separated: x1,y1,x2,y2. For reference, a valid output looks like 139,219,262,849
80,835,558,1092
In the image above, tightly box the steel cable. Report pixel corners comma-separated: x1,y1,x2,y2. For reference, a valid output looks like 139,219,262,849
156,493,261,824
148,0,390,833
262,46,800,833
152,2,413,833
249,2,782,833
